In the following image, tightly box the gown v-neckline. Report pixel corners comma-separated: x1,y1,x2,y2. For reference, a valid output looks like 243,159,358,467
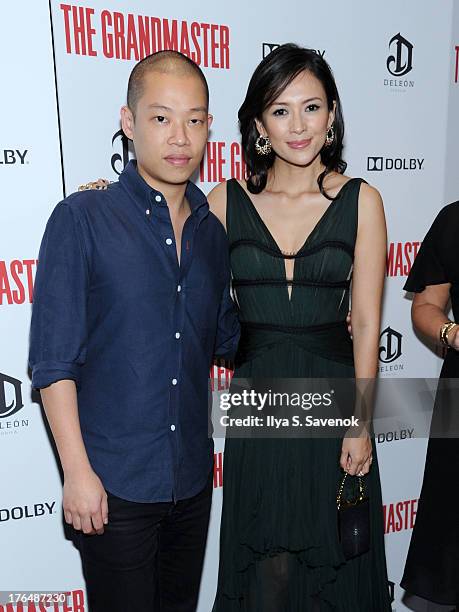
232,178,356,303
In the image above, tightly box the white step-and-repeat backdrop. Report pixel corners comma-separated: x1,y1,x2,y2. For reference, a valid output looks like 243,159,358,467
1,1,458,610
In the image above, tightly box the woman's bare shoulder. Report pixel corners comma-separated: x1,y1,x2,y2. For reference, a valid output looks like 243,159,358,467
328,172,383,207
358,180,384,210
322,172,355,197
207,180,230,229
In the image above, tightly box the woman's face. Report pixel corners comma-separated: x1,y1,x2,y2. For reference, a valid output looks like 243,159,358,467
257,70,335,168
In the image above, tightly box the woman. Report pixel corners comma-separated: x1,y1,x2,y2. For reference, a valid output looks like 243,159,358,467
401,203,459,610
208,44,390,611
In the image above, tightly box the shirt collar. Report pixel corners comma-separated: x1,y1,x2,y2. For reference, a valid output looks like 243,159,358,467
119,160,209,219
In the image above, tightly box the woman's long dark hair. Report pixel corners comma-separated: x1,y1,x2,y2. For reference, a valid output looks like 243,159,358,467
239,43,346,198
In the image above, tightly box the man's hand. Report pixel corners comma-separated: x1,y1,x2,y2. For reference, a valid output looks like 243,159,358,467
340,428,372,476
63,467,108,535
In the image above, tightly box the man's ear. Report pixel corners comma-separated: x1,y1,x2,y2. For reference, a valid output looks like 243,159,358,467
207,113,213,129
121,105,135,140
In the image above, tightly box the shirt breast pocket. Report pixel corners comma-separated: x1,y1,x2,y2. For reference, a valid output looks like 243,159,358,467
186,278,222,336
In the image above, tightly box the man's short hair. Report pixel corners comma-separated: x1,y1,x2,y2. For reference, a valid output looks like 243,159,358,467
127,51,209,116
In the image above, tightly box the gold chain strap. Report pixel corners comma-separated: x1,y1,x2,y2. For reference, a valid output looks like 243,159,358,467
336,472,365,510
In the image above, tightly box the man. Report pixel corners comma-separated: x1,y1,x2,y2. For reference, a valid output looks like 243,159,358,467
29,50,240,611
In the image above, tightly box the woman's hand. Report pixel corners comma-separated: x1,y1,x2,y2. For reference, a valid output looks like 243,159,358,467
78,178,110,191
340,428,372,476
346,310,352,338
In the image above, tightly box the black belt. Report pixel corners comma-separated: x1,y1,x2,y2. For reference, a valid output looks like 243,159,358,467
235,320,354,368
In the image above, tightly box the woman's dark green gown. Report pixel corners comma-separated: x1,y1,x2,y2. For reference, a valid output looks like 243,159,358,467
213,178,391,611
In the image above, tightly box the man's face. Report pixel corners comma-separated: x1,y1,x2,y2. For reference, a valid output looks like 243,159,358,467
121,71,212,187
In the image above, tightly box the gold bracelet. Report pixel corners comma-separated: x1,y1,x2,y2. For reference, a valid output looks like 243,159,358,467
440,321,457,346
446,323,458,347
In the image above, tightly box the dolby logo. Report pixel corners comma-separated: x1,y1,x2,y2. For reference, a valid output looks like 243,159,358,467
0,501,56,522
367,156,424,172
262,43,325,59
0,149,28,165
262,43,280,58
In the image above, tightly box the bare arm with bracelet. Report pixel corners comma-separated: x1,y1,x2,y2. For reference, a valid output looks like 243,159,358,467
411,283,459,350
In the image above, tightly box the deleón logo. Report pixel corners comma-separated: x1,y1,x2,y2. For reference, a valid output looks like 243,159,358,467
379,326,402,364
367,156,424,172
262,43,325,59
0,373,23,419
111,129,133,175
0,149,28,165
384,33,414,90
387,33,413,76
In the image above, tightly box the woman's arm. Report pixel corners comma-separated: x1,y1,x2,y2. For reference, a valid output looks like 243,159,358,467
340,183,387,475
207,180,228,230
351,183,387,376
411,284,459,349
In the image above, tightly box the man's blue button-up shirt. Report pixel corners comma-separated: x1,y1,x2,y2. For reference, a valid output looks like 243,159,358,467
29,160,240,503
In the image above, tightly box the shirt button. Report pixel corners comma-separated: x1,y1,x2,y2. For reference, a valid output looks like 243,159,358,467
177,285,182,292
170,424,176,432
175,332,181,339
172,378,178,385
155,195,162,202
165,238,173,245
145,209,150,215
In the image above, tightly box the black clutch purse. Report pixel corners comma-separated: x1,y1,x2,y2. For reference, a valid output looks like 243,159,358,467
336,472,370,560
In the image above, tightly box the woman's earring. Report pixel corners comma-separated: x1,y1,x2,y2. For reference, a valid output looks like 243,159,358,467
255,135,272,155
325,125,335,147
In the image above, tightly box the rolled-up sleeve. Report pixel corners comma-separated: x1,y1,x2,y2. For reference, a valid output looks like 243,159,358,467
29,202,89,389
